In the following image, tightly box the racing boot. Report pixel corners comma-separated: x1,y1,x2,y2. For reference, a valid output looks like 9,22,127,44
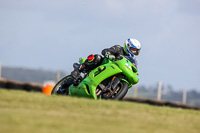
71,69,82,86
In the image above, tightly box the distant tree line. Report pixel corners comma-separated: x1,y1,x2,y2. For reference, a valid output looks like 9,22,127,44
1,66,67,84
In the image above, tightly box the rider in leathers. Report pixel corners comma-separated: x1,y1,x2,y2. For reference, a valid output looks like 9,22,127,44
71,38,142,85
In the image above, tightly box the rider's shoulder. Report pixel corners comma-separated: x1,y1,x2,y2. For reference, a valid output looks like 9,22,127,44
111,45,123,51
112,45,123,48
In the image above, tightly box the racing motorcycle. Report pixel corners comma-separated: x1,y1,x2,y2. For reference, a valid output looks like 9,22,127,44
51,55,139,100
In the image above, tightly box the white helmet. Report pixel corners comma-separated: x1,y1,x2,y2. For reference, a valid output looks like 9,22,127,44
124,38,141,58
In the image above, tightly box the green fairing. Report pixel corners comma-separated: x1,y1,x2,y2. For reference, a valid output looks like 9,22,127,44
69,56,139,99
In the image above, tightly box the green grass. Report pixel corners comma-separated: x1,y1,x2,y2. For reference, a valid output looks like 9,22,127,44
0,89,200,133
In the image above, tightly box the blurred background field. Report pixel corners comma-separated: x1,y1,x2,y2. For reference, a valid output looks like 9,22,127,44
0,89,200,133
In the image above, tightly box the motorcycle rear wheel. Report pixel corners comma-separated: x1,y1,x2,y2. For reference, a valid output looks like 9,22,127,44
51,75,73,95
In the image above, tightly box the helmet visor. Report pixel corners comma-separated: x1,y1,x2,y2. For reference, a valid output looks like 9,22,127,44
129,47,140,56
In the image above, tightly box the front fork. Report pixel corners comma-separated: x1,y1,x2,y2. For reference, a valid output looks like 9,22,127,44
98,76,123,99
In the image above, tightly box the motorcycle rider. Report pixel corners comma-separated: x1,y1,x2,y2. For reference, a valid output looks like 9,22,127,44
71,38,142,85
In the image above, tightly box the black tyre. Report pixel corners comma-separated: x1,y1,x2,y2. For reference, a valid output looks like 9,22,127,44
97,79,129,100
51,75,73,95
112,81,129,100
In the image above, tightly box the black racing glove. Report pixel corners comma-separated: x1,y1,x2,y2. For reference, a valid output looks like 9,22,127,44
105,52,115,61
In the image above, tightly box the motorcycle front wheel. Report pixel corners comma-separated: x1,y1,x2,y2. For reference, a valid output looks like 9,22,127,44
96,79,129,100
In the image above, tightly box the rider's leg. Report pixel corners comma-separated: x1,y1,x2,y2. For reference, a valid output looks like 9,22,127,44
71,54,103,86
83,54,103,71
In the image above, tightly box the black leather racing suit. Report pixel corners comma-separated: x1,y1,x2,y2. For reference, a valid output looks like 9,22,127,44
101,45,127,57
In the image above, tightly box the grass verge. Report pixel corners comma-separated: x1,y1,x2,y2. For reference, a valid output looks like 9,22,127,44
0,89,200,133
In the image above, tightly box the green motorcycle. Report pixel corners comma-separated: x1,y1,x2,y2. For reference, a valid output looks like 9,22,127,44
51,55,139,100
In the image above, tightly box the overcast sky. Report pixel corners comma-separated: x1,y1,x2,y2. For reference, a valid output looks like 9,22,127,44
0,0,200,90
